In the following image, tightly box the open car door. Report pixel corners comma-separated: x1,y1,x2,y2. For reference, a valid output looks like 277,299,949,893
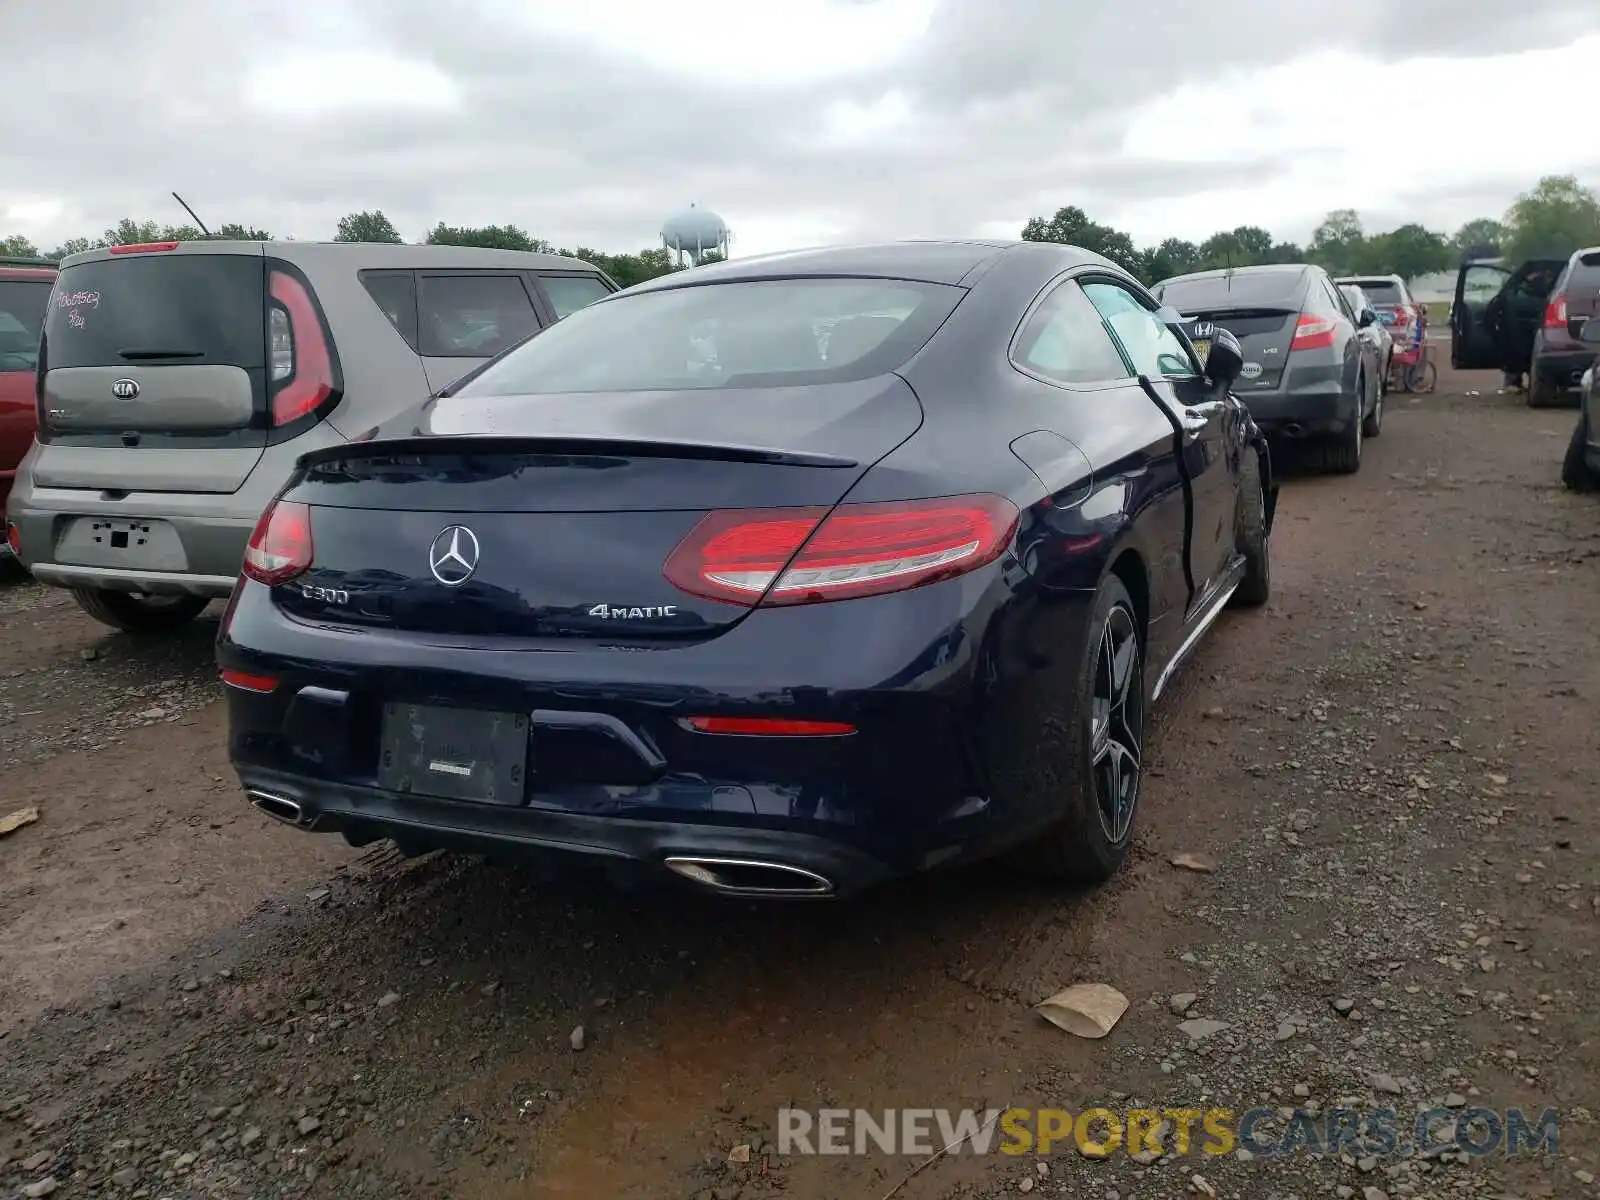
1493,258,1569,376
1452,258,1509,369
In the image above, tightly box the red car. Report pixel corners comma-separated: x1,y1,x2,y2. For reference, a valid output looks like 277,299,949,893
0,257,55,549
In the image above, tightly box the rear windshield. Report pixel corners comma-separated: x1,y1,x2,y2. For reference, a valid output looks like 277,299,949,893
1568,252,1600,297
454,277,962,395
0,279,51,372
1156,272,1304,314
1344,279,1404,305
42,254,265,370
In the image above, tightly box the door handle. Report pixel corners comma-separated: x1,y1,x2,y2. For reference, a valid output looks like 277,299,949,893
1180,401,1224,441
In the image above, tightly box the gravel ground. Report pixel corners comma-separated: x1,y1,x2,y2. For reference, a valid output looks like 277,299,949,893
0,368,1595,1200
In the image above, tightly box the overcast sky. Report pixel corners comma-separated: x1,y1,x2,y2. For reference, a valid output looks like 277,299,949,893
4,0,1599,259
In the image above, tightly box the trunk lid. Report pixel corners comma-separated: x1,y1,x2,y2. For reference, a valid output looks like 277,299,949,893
1179,309,1297,388
275,376,923,643
34,246,269,493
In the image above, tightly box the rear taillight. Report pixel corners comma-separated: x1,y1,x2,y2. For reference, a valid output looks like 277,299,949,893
242,500,313,586
1544,293,1568,328
1290,314,1337,352
5,522,19,556
267,269,338,426
663,493,1020,607
108,241,179,255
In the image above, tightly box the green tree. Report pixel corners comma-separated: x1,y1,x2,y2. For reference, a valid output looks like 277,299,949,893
103,218,165,246
1502,174,1600,263
51,237,96,259
567,246,679,289
1308,209,1365,276
1,234,41,258
334,210,403,244
1267,241,1304,265
215,223,273,240
1451,218,1504,256
1359,223,1451,279
1021,206,1143,275
424,222,551,251
1141,238,1200,284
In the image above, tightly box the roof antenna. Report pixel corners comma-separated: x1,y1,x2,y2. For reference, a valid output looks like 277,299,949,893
171,191,212,237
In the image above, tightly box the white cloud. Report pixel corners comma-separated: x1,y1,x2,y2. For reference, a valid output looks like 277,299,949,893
241,52,461,117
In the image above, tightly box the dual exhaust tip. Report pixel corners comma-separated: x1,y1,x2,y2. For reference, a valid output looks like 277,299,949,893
245,790,833,897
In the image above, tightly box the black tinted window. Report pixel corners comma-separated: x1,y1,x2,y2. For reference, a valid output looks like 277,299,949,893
1156,271,1304,313
361,271,418,350
42,254,265,369
418,274,540,358
1568,252,1600,298
0,279,51,372
1014,282,1131,383
454,278,961,396
538,274,611,319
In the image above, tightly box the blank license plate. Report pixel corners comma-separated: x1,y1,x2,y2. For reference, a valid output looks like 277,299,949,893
377,702,528,805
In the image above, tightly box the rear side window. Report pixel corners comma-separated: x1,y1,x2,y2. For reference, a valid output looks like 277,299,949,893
1157,271,1304,313
418,274,540,358
453,277,961,396
1013,281,1131,384
41,254,265,369
538,274,612,320
361,271,419,350
0,279,51,372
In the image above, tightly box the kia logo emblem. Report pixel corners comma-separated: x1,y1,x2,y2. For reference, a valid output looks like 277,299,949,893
111,378,140,400
428,525,480,586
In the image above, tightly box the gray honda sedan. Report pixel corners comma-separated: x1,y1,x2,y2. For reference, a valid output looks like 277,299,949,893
1153,264,1383,475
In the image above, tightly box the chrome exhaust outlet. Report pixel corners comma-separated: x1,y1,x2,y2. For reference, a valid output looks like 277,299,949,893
663,856,834,898
247,789,306,827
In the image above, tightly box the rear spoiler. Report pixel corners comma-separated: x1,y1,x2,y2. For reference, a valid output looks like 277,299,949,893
298,434,859,471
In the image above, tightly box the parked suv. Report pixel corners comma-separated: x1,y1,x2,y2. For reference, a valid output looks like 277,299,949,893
0,256,56,559
1335,273,1420,347
1449,252,1584,406
6,240,616,630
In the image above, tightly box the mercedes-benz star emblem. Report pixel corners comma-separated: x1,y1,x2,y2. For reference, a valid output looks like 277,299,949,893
428,525,480,586
111,378,140,400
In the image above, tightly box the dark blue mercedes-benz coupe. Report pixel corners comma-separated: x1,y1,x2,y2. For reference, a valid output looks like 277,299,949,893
218,239,1276,899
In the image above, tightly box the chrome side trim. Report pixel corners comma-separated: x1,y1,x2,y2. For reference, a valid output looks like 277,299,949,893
1152,563,1243,703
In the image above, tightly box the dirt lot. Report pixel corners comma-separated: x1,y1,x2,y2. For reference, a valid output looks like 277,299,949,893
1,368,1596,1200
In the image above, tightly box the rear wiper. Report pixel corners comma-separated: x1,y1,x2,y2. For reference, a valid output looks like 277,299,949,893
117,348,204,360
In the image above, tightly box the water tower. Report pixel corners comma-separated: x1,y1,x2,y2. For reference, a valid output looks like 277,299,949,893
661,203,730,267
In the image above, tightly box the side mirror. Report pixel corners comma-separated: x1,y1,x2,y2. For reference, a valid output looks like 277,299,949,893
1580,316,1600,344
1203,327,1243,386
1358,309,1376,328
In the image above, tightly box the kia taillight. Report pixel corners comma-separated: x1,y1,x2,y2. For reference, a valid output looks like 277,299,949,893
1290,314,1337,352
267,269,339,426
242,500,313,586
663,494,1020,607
1544,293,1568,328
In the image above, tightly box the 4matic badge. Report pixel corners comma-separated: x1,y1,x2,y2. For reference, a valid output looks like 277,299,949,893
587,603,679,620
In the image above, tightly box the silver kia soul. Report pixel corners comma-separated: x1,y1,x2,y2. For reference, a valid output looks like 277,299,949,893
7,239,615,631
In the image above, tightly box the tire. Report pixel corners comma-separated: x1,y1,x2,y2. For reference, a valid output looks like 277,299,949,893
1363,373,1384,438
1563,412,1600,492
1318,377,1364,474
70,587,210,633
1528,376,1559,408
1008,574,1144,884
1233,450,1271,607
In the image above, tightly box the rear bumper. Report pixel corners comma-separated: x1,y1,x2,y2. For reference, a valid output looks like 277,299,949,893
6,483,255,595
236,766,896,898
1235,387,1352,437
1533,349,1596,390
219,571,1100,895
